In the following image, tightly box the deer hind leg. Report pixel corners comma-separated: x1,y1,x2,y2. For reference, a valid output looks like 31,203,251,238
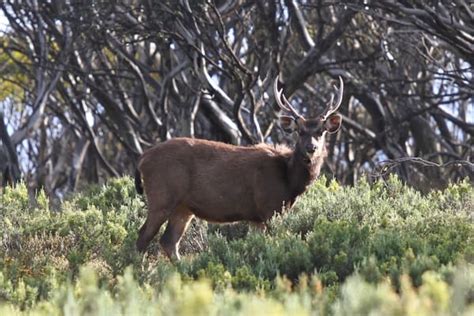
136,203,172,252
159,205,194,261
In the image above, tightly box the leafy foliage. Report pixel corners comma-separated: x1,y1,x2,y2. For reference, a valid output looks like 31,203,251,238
0,176,473,314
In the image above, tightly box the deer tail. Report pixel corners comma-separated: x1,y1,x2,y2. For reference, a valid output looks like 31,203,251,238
134,168,144,195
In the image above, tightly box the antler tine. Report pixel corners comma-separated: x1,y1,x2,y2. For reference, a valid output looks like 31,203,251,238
334,76,344,109
321,76,344,120
273,76,304,120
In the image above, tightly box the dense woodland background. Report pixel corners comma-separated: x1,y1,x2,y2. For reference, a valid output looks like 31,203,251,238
0,0,472,200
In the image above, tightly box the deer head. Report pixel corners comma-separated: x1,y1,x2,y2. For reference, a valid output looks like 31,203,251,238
274,76,343,161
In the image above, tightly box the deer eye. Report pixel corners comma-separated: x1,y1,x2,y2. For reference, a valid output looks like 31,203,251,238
311,129,323,137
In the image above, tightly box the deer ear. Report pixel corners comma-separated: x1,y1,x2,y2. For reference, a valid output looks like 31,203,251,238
324,114,342,134
279,115,298,133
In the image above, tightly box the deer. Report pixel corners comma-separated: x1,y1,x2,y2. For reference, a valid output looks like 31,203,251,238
135,76,344,261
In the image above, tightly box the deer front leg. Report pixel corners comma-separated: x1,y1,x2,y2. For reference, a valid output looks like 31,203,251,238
250,221,268,233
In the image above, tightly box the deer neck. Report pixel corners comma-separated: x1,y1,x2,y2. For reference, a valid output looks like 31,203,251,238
287,145,326,198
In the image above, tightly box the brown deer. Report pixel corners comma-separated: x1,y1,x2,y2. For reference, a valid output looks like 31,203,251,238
135,77,344,260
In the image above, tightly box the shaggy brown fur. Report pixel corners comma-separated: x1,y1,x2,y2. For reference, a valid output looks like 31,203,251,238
135,124,337,260
135,74,344,261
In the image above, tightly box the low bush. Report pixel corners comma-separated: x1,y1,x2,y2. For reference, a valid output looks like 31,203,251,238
0,175,472,314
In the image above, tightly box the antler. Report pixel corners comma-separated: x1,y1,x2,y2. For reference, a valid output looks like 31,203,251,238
320,76,344,120
273,76,304,120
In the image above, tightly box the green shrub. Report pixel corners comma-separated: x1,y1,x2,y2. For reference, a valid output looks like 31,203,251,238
0,175,472,314
1,264,473,315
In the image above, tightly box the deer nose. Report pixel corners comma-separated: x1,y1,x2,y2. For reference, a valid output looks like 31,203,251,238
306,144,317,153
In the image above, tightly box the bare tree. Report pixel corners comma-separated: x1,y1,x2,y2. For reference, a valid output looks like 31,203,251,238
0,0,472,198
